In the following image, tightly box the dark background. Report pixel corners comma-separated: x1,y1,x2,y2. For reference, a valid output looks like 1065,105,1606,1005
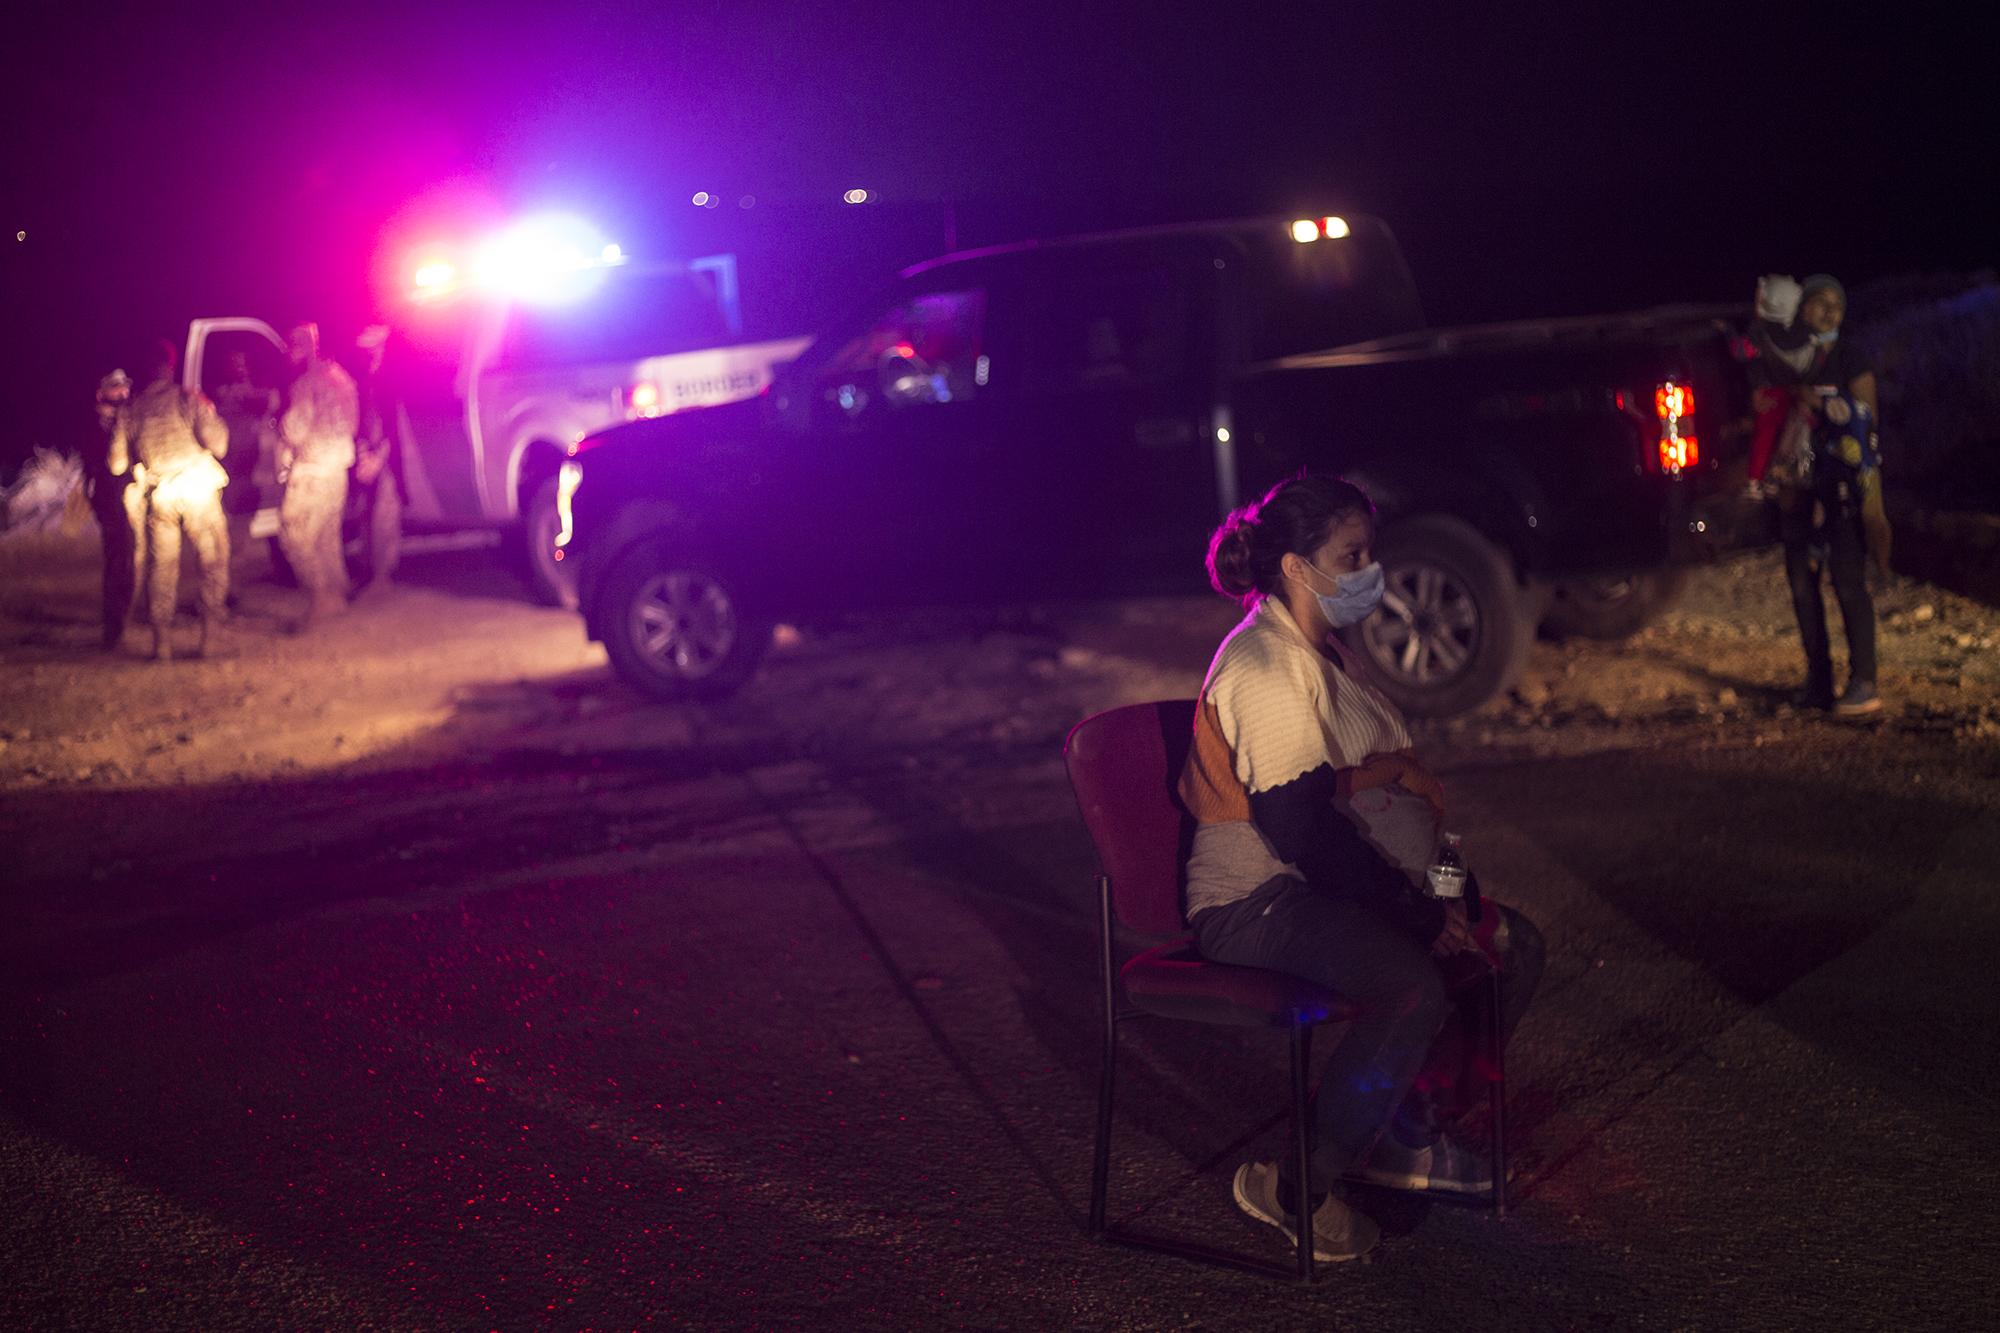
3,0,1992,470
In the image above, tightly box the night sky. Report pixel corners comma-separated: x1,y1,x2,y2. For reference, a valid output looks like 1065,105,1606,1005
3,0,1991,467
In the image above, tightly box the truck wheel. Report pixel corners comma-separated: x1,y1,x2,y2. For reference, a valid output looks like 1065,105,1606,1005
525,477,579,609
1343,515,1532,719
600,548,768,700
1541,571,1686,641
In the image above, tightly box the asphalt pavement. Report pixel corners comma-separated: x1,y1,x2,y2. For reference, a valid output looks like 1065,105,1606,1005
4,554,1999,1329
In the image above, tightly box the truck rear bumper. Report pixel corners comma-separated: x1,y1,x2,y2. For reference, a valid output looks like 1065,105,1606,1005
1672,486,1779,562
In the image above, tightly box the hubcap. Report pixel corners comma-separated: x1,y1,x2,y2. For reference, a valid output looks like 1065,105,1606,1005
1361,563,1480,685
630,571,737,680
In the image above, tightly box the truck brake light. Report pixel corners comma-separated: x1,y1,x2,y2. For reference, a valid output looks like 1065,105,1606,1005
1654,380,1698,474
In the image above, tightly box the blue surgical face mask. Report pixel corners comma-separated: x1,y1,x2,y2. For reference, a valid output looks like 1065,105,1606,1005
1811,328,1840,346
1300,558,1385,628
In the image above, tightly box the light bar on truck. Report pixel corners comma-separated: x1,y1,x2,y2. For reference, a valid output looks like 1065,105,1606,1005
407,214,628,305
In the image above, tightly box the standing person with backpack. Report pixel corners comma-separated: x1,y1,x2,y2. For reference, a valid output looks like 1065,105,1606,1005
1774,275,1888,716
107,340,232,661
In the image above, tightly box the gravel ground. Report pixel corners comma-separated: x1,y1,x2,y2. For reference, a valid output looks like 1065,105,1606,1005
3,529,1997,1330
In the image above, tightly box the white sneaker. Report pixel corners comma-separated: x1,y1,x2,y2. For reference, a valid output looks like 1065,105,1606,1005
1231,1161,1379,1262
1349,1134,1495,1195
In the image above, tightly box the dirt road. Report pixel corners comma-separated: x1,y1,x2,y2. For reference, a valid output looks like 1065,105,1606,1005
4,531,1998,1328
3,525,1997,789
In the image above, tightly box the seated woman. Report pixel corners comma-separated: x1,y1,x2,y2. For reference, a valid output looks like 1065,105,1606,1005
1178,472,1544,1261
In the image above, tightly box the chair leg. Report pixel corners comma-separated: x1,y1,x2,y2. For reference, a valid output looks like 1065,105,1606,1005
1090,875,1116,1236
1288,1020,1316,1282
1488,967,1508,1219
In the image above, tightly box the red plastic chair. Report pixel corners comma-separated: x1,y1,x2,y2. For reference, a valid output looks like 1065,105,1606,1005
1065,699,1364,1283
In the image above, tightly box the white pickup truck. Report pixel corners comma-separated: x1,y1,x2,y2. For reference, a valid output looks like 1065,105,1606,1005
183,255,809,605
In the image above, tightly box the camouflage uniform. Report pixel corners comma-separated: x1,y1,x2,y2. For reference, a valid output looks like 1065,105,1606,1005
109,377,232,636
278,355,359,617
214,366,279,569
350,331,401,588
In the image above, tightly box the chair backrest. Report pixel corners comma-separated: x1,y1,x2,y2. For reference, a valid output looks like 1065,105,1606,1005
1064,699,1199,936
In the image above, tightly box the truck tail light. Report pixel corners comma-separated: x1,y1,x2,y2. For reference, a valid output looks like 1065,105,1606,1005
1654,380,1698,474
627,381,662,419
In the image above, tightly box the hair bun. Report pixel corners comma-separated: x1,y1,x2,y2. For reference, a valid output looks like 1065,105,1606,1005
1206,515,1258,599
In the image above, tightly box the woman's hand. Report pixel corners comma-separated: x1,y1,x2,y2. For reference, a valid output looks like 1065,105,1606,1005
1430,901,1477,958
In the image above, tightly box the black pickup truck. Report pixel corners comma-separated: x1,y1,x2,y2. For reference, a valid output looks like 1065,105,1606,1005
559,215,1755,716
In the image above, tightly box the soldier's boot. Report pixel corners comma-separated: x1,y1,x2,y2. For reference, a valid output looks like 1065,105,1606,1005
151,627,173,662
294,595,348,635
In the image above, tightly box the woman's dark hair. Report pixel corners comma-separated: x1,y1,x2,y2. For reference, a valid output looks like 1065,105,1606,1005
1206,472,1374,604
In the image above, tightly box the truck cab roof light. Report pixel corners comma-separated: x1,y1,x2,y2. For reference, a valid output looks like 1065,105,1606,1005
1290,216,1352,243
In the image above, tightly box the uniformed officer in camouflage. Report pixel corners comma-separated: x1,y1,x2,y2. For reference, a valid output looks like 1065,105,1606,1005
214,349,279,579
350,324,402,589
277,322,359,625
108,341,232,661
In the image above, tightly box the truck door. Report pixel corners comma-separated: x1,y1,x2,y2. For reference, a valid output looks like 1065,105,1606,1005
383,315,485,524
789,284,1014,606
1006,248,1223,594
183,318,288,533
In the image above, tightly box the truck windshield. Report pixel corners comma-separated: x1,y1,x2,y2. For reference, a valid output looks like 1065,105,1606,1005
1240,218,1427,359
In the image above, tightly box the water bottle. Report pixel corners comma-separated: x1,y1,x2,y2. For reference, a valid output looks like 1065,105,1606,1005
1426,831,1467,900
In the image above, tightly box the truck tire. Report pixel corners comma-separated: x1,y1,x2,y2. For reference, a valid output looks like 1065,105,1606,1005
525,477,578,609
1541,571,1686,641
599,546,769,700
1343,514,1532,719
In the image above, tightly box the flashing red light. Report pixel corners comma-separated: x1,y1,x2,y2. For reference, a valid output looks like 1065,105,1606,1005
1655,383,1694,420
411,258,457,298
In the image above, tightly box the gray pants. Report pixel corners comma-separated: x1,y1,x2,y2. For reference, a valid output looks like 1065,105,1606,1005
1192,875,1542,1190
